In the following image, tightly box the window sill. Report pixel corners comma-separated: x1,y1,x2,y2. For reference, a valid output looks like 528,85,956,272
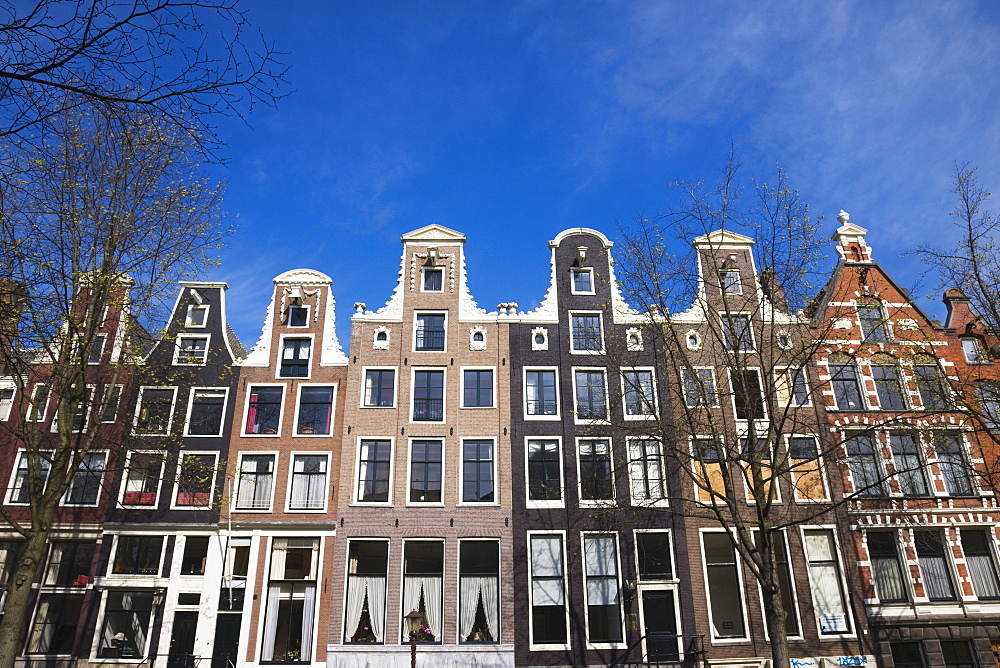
360,404,396,409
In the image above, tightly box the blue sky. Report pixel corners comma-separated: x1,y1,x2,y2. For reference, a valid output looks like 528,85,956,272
207,1,1000,349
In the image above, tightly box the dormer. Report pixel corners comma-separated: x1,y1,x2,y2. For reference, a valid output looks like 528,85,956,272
692,229,756,299
831,211,873,263
550,228,614,298
401,225,466,295
943,287,978,335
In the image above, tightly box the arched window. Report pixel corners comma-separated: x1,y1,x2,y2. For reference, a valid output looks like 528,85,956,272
856,298,890,343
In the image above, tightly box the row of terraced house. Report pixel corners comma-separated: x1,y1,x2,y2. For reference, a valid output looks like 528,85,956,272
2,217,1000,668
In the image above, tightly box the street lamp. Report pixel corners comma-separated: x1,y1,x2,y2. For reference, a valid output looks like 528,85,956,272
404,609,423,668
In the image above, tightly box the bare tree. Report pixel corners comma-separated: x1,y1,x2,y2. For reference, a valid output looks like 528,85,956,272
0,105,229,666
0,0,285,150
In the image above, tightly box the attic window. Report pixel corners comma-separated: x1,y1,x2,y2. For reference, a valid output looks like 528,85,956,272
720,270,741,294
186,305,208,328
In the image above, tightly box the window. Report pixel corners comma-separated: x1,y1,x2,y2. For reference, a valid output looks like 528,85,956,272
220,537,250,612
363,369,395,407
636,532,672,580
628,438,665,504
27,594,83,654
181,536,210,575
857,299,890,342
402,541,443,642
941,642,976,668
44,542,95,586
571,268,594,294
59,385,92,432
583,534,623,644
409,440,442,503
422,267,443,291
693,438,723,503
527,439,562,505
867,532,908,602
357,439,391,503
463,369,493,408
721,314,753,351
702,532,746,639
570,313,603,352
135,387,176,435
28,384,50,422
174,335,209,365
287,305,308,327
776,367,810,407
933,433,974,496
829,353,864,410
891,643,926,668
121,453,162,506
236,454,274,510
245,386,283,434
296,386,334,435
345,541,388,643
623,370,656,417
525,369,557,416
960,529,1000,599
529,534,567,646
975,381,1000,431
262,538,318,662
87,334,106,364
682,368,718,407
844,433,884,497
802,529,851,634
789,437,826,501
412,369,444,421
111,535,163,575
720,270,741,294
732,369,766,420
96,591,155,658
288,454,328,510
174,453,216,508
770,532,800,636
872,355,907,410
100,385,121,422
462,440,494,503
740,437,775,502
962,338,987,364
914,355,949,410
280,338,311,377
0,384,13,421
889,433,929,497
415,313,446,351
186,389,227,436
914,530,956,601
64,452,106,505
578,439,613,502
8,451,50,504
459,540,500,643
186,304,209,327
574,370,607,421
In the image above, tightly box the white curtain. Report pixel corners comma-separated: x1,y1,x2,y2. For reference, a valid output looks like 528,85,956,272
300,585,316,659
459,577,480,640
402,576,442,640
458,576,499,640
261,585,281,660
967,554,1000,598
871,557,907,601
366,576,386,642
344,577,368,642
344,576,386,642
919,555,954,600
26,597,54,652
478,575,498,640
270,540,288,579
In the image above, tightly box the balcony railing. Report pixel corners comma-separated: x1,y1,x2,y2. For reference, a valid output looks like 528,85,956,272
413,398,444,421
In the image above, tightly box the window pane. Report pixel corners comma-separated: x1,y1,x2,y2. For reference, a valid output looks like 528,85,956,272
526,370,557,415
867,532,908,602
413,370,444,421
732,369,765,420
623,370,655,416
236,454,274,510
637,533,672,580
188,389,226,435
112,536,163,575
290,455,327,510
960,530,1000,599
858,300,890,342
245,386,282,434
65,452,105,505
176,454,215,507
358,440,391,502
721,315,753,351
889,433,929,497
280,339,311,377
345,541,388,643
409,440,442,503
574,371,606,420
803,530,851,633
530,535,566,644
463,440,494,503
463,370,493,408
297,386,333,434
136,388,174,434
459,541,499,643
123,453,161,506
415,314,446,351
584,535,622,643
528,440,561,502
702,533,746,639
628,439,665,502
364,370,395,407
579,439,613,501
571,315,602,351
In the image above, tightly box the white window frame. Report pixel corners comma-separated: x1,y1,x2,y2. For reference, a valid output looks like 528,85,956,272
799,525,856,638
342,539,389,643
170,451,219,511
51,384,95,434
570,268,595,295
285,304,310,327
293,383,338,437
523,367,560,421
183,387,230,437
0,379,15,421
729,366,767,422
421,266,445,292
87,334,107,365
360,367,397,408
285,452,331,513
353,436,395,506
569,311,605,354
699,528,750,643
786,434,830,503
460,366,496,409
719,269,741,295
720,312,755,352
525,436,566,509
5,450,52,505
576,437,615,506
527,530,571,651
738,432,781,505
409,367,446,424
132,386,178,436
753,530,803,641
633,529,676,583
99,384,123,423
581,531,626,649
962,338,988,364
413,311,448,353
957,526,1000,601
61,450,108,507
172,333,211,366
621,367,657,420
233,451,277,512
626,437,668,508
682,367,719,408
458,437,498,506
404,437,445,507
118,451,165,509
185,303,209,328
241,383,286,437
26,383,50,422
106,532,167,578
775,366,812,408
276,333,315,380
572,366,609,425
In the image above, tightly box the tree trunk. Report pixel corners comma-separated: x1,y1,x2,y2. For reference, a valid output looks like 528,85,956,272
761,560,791,668
0,521,52,668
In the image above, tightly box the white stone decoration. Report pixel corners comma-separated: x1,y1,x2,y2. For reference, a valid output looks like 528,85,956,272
373,326,390,350
626,328,643,351
776,330,793,350
470,326,487,351
531,327,548,351
833,318,854,329
896,319,920,331
685,329,702,351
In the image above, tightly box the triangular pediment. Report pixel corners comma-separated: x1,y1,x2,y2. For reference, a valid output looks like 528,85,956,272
693,229,754,247
401,224,466,244
831,222,869,239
